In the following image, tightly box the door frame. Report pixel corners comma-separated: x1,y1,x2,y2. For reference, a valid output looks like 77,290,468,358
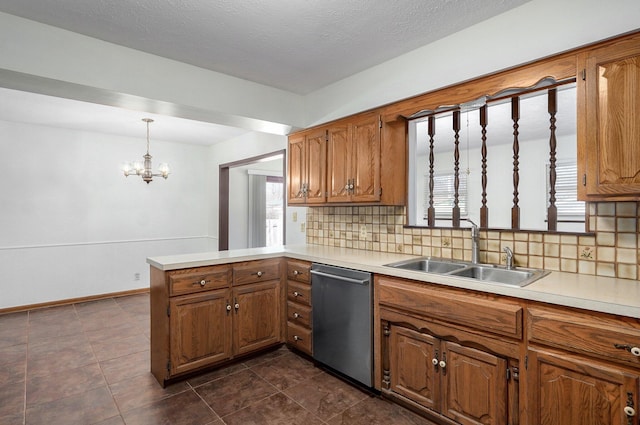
218,149,287,251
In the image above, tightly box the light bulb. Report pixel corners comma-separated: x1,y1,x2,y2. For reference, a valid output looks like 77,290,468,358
158,163,170,178
121,162,133,176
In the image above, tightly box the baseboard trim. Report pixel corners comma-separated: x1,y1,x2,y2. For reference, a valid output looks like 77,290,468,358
0,288,150,315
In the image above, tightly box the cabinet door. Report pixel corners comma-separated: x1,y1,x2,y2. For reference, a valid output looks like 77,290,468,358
287,134,306,204
327,125,352,202
233,280,281,356
169,290,232,376
305,129,327,204
389,326,440,410
441,341,508,425
351,113,381,202
582,35,640,199
528,347,639,425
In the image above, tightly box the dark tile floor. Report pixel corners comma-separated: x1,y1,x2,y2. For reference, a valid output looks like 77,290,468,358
0,293,436,425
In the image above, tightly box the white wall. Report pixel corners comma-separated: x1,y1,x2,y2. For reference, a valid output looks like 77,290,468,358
0,120,212,308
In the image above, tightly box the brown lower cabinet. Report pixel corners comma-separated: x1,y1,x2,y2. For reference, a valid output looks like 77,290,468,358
526,305,640,425
151,259,283,386
379,274,640,425
152,256,640,425
378,275,521,425
527,347,639,425
389,325,508,425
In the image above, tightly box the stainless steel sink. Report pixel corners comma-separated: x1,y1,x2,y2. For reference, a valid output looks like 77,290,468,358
448,265,549,287
384,257,549,287
384,258,467,274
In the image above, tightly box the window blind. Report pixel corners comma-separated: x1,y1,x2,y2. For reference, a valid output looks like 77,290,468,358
547,162,585,216
424,173,468,219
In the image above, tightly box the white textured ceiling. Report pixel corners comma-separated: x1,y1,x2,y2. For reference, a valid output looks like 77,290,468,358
0,0,529,144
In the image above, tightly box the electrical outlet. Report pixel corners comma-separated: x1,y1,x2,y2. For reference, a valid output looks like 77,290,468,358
134,273,140,281
292,212,298,222
359,225,367,240
300,222,306,232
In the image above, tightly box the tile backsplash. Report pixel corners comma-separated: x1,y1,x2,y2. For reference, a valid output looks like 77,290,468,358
306,203,639,280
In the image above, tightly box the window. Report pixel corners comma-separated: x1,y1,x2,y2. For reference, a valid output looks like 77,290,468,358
407,80,582,232
424,173,468,219
547,162,585,218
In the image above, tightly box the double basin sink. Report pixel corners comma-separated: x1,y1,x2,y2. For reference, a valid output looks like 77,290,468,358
384,257,549,287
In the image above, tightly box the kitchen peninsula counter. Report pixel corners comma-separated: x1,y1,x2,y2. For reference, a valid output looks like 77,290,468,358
147,244,640,318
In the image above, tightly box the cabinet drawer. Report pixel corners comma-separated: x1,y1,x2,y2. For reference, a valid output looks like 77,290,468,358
287,301,311,328
168,265,230,296
287,322,312,354
287,281,311,306
378,276,523,339
287,260,311,283
528,306,640,367
233,259,281,285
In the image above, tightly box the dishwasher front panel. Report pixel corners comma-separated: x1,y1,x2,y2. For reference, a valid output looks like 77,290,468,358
311,263,372,387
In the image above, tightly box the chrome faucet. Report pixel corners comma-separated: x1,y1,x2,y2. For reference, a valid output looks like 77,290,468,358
503,246,514,270
466,219,479,264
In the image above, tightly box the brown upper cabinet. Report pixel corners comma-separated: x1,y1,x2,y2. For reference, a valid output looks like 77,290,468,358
288,110,406,206
287,128,327,204
327,112,381,203
578,32,640,201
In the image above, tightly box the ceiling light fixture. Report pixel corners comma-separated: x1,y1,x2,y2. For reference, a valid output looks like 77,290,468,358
121,118,170,184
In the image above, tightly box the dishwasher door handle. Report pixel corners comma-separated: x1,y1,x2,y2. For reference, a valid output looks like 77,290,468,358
310,269,370,285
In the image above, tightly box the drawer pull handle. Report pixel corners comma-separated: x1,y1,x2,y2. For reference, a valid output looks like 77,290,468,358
256,271,263,277
293,312,301,319
196,279,210,287
294,335,303,341
293,291,300,297
614,344,640,356
293,270,299,276
624,406,636,417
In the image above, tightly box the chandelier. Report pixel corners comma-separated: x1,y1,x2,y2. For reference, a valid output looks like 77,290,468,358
121,118,170,184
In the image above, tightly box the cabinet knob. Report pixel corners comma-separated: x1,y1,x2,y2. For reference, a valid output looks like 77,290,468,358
439,360,447,369
293,291,300,297
294,335,302,341
614,344,640,356
431,358,439,366
226,304,232,311
624,406,636,417
200,279,207,287
256,271,263,277
344,183,350,190
293,312,301,318
234,303,240,310
293,270,299,276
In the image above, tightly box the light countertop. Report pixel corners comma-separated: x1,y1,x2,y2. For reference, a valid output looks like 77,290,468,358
147,244,640,318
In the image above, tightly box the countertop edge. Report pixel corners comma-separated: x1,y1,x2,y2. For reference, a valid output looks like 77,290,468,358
147,245,640,319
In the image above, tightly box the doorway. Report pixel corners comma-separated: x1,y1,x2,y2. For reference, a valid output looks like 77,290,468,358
218,150,286,251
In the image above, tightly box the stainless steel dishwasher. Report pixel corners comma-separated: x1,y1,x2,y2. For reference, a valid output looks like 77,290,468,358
311,263,372,388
